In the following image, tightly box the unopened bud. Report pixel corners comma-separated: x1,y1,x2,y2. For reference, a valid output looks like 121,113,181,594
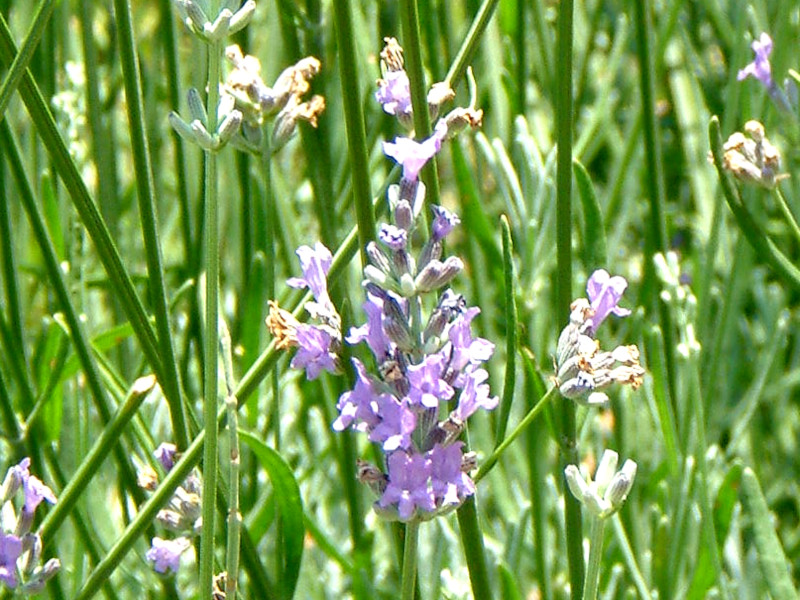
415,256,463,293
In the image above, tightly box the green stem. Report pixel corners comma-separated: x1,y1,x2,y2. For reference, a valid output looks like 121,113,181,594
401,521,420,600
456,497,493,600
332,0,375,263
474,387,556,483
610,515,651,600
0,0,53,121
443,0,500,90
554,0,584,594
494,215,517,442
400,0,440,207
582,517,605,600
200,28,222,600
114,0,188,449
773,186,800,244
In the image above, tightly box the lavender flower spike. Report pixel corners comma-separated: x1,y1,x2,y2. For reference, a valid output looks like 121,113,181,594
737,33,773,88
586,269,631,334
287,242,333,303
146,536,191,574
378,451,436,521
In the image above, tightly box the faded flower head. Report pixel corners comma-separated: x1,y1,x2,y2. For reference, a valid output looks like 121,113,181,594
565,449,637,519
556,270,644,406
712,120,787,188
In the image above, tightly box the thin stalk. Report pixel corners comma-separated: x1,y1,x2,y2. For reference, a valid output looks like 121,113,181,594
773,186,800,244
0,155,24,372
582,517,605,600
494,215,517,442
474,387,556,483
554,0,584,594
443,0,500,90
0,0,53,121
221,321,242,598
610,514,651,600
401,521,420,600
113,0,188,449
200,24,222,600
332,0,376,262
400,0,440,208
456,497,493,600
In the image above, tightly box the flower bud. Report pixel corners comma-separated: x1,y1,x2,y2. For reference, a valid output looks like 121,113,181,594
415,256,463,293
603,459,637,511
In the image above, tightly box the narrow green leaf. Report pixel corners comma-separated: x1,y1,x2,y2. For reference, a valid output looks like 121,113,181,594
573,159,607,270
497,562,524,600
240,430,305,600
740,467,798,600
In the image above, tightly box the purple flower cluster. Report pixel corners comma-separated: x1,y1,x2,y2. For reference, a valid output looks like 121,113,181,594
0,458,60,592
556,270,644,406
142,443,201,575
266,242,342,381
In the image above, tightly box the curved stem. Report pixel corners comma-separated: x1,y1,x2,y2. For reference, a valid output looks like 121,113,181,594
773,186,800,244
401,521,420,600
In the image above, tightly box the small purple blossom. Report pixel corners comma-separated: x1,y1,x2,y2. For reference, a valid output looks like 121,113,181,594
382,123,448,182
738,32,773,88
431,205,460,241
154,443,177,471
346,293,392,361
407,354,454,409
429,442,475,506
146,536,190,574
452,367,498,422
446,307,495,384
586,269,631,334
379,223,408,251
333,358,382,432
0,533,22,588
375,70,412,117
287,242,333,303
290,324,338,380
378,451,436,521
369,395,416,451
22,474,57,514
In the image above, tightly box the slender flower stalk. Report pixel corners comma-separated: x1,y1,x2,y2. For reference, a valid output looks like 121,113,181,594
200,7,222,599
401,520,419,600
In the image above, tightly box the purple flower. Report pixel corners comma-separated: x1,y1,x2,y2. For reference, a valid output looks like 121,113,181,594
407,354,454,409
738,33,773,88
431,205,460,241
0,533,22,588
429,443,475,506
369,395,416,451
379,223,408,251
382,123,448,182
586,269,631,334
290,324,338,380
452,367,498,422
378,451,436,521
346,293,392,361
287,242,333,303
146,536,190,574
23,474,57,514
446,307,495,383
375,70,412,117
154,443,177,471
333,358,382,432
